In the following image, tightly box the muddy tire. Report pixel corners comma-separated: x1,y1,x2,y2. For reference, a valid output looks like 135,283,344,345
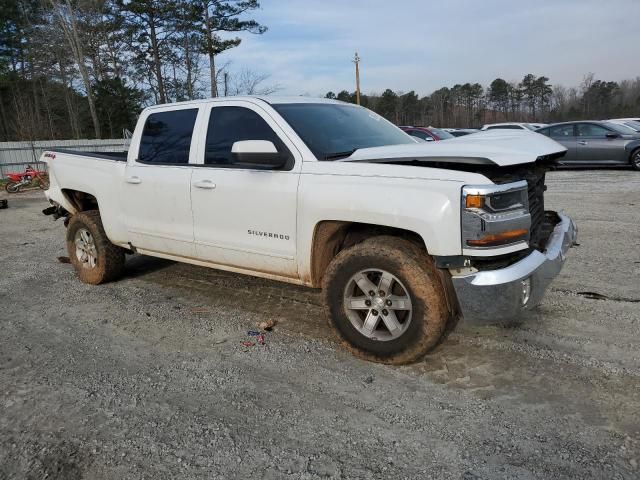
631,148,640,171
5,181,20,193
322,236,449,365
66,210,125,285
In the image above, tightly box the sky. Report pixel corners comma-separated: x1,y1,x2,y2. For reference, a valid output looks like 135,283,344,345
217,0,640,97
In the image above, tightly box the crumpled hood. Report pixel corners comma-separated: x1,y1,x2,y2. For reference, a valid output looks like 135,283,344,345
343,130,567,167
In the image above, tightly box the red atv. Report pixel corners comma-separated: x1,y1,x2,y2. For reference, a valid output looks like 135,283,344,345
4,166,49,193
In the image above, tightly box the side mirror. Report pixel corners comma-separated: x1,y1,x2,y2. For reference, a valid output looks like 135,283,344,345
605,132,620,139
231,140,289,169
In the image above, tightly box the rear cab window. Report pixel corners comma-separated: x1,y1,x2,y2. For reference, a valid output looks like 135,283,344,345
138,109,198,164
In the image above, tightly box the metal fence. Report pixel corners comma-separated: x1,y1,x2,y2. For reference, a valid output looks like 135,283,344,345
0,139,129,177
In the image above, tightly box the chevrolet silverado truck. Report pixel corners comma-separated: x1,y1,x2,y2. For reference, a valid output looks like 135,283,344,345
42,97,577,364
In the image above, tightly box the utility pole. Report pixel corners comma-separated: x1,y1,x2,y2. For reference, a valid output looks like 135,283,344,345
224,72,229,97
353,52,361,105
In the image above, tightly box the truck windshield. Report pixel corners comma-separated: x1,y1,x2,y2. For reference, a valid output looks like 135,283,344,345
272,103,415,160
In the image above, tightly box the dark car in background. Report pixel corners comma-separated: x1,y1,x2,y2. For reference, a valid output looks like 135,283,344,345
536,121,640,170
400,126,454,141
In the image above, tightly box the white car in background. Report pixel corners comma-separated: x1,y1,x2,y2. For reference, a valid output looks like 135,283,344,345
442,128,480,137
481,122,547,131
606,118,640,132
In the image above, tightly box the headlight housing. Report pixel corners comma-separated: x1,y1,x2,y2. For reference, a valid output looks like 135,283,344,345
462,181,531,249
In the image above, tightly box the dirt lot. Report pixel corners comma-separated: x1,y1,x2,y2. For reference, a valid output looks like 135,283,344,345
1,170,639,479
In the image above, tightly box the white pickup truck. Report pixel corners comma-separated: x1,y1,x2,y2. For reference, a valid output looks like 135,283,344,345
42,97,577,364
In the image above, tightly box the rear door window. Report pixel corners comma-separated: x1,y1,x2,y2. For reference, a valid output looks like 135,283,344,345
138,109,198,164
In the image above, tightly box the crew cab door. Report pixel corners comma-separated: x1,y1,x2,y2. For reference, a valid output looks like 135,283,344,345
190,102,301,277
123,106,202,257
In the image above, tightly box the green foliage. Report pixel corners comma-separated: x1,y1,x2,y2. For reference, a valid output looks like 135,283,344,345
583,80,620,117
0,1,39,72
197,0,266,56
93,77,145,138
0,0,267,140
336,90,351,102
377,89,398,121
195,0,266,96
488,78,510,110
326,73,638,128
1,0,639,139
0,72,92,140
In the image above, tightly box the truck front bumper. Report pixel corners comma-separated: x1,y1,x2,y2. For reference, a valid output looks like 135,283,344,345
450,212,577,324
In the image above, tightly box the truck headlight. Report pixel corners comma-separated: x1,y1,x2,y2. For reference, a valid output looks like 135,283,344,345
461,180,531,249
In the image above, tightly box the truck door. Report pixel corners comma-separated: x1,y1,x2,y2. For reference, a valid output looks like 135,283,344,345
190,102,301,278
123,107,200,257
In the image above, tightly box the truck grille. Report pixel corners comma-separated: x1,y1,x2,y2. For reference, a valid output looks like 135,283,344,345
481,165,548,251
526,171,546,250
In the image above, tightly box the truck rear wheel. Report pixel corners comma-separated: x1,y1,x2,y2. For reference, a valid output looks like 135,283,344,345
66,210,125,285
322,236,449,364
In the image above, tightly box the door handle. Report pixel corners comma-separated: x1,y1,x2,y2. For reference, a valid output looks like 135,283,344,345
193,180,216,189
578,141,587,145
126,176,142,184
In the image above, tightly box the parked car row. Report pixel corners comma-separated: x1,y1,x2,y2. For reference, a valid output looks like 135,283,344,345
481,122,548,131
606,118,640,132
443,128,480,137
399,125,455,141
401,117,640,170
535,120,640,169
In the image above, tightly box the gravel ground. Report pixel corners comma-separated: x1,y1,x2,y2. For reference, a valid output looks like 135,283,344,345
0,170,639,479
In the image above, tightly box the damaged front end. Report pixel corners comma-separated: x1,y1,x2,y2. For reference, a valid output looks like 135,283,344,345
449,212,577,324
444,158,578,324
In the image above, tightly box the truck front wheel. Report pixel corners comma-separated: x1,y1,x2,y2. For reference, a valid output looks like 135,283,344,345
322,236,449,364
66,210,125,284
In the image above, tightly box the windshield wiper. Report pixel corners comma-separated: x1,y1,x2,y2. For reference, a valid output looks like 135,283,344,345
323,149,356,160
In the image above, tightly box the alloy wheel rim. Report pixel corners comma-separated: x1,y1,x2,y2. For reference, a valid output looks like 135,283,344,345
74,228,97,269
634,152,640,168
343,269,412,341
